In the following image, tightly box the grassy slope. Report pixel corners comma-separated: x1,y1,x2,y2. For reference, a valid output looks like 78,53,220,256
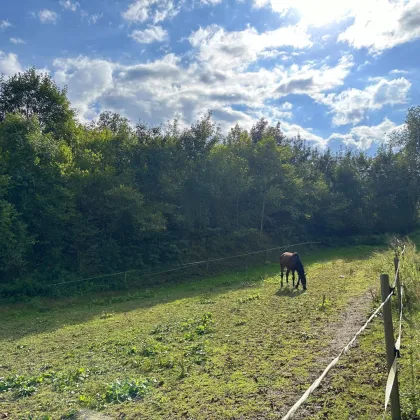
0,243,418,419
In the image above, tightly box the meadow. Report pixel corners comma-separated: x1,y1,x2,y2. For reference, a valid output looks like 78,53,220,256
1,242,419,420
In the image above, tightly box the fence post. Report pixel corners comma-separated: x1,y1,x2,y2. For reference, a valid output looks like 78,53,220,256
393,257,402,314
380,274,401,420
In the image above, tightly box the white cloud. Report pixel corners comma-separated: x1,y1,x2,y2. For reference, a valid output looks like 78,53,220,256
153,1,178,23
0,20,12,30
38,9,59,24
255,0,420,53
130,26,168,43
188,24,312,70
0,51,22,76
357,60,371,71
328,118,403,149
283,121,328,148
338,0,420,54
253,0,355,27
316,77,411,126
53,56,114,120
81,11,103,25
10,37,26,44
389,69,409,75
201,0,222,4
275,55,354,97
60,0,79,11
50,54,252,126
50,36,358,149
122,0,180,24
122,0,151,22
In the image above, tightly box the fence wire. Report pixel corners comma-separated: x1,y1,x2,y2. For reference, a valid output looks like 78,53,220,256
39,241,320,289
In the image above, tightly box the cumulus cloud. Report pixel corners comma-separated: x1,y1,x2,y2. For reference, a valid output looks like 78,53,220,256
122,0,180,24
130,26,168,43
38,9,59,24
338,0,420,53
10,37,25,44
50,23,357,150
0,51,22,76
53,57,114,120
316,77,411,126
0,20,12,30
60,0,79,11
188,24,312,70
49,55,251,128
328,118,403,149
254,0,354,27
254,0,420,53
283,121,328,148
275,55,354,97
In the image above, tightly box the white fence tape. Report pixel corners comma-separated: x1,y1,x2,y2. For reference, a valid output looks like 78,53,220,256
282,291,394,420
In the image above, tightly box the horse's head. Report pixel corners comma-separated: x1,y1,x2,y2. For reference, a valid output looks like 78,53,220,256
300,271,307,290
296,263,307,290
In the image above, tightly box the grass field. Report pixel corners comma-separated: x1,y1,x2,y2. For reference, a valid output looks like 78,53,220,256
0,243,419,419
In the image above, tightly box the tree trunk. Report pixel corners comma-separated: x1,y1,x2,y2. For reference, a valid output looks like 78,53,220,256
260,193,266,233
236,195,239,229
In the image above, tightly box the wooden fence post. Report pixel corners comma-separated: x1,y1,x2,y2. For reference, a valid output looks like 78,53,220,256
393,257,402,313
380,274,401,420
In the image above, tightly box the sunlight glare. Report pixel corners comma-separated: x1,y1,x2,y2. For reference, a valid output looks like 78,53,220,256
270,0,360,27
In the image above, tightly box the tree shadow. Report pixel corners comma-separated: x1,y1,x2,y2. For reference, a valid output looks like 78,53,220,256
0,269,268,341
0,242,387,341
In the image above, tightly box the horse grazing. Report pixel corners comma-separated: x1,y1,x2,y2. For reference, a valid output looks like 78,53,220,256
280,252,307,290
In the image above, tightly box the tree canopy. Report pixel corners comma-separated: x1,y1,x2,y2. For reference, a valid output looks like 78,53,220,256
0,69,418,294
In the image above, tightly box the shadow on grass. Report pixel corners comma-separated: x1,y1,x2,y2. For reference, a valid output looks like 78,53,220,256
0,267,272,341
0,243,385,341
275,287,306,298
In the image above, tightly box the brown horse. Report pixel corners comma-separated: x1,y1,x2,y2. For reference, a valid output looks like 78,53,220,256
280,252,307,290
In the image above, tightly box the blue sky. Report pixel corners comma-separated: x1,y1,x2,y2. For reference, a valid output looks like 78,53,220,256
1,0,420,151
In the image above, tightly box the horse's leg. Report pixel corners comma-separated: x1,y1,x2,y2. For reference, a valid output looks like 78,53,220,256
292,270,296,288
286,268,290,286
296,276,300,289
280,265,284,288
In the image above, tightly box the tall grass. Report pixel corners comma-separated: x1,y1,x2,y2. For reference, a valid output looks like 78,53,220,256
366,238,420,307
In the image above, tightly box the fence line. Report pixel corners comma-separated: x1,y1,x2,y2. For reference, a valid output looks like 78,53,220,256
39,241,321,289
281,289,394,420
384,271,405,417
282,246,406,420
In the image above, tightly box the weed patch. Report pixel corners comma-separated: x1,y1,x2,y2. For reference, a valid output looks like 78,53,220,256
238,294,260,304
104,378,153,404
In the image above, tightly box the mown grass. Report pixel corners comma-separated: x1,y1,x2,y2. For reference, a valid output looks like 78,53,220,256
0,242,419,419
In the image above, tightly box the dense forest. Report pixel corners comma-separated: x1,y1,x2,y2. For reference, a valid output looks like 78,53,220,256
0,69,419,294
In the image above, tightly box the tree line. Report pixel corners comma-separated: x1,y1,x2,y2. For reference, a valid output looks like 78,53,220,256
0,69,419,293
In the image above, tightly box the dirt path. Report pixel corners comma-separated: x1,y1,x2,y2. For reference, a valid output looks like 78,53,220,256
275,288,376,419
